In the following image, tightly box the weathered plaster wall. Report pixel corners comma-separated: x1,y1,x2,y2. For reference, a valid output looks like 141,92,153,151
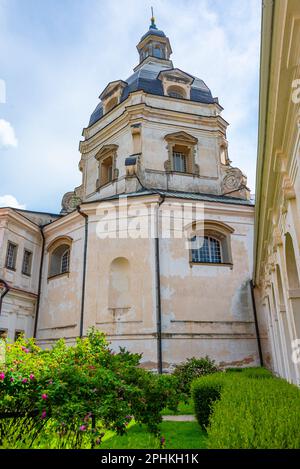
37,213,85,341
36,197,257,370
159,199,258,368
0,209,42,340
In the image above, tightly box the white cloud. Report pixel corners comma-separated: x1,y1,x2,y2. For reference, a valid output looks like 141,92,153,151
0,194,26,209
0,119,18,148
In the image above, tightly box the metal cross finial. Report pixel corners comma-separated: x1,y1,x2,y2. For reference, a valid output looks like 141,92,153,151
150,6,157,29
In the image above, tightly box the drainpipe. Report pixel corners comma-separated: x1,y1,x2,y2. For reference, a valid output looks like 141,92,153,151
33,227,45,338
250,279,263,366
155,195,165,374
77,206,88,338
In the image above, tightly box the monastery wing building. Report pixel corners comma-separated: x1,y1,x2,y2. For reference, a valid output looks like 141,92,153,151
254,0,300,385
0,18,260,371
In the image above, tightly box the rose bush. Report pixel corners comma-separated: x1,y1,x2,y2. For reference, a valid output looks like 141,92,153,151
0,329,180,448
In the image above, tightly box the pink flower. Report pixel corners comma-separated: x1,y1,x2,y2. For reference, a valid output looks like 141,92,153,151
41,393,48,400
0,372,5,381
22,378,28,383
79,425,86,432
29,374,35,380
10,377,14,382
160,436,166,446
41,410,47,419
21,346,30,353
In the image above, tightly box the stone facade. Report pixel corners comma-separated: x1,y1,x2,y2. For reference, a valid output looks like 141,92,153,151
0,19,259,371
254,0,300,385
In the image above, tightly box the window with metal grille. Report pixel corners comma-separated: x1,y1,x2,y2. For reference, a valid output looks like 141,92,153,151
173,152,187,172
49,243,71,278
61,249,70,274
6,242,17,270
191,235,222,263
22,250,32,276
14,330,24,341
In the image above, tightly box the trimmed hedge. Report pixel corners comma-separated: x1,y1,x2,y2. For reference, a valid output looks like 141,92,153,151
191,373,227,430
226,367,273,379
207,376,300,448
192,368,300,448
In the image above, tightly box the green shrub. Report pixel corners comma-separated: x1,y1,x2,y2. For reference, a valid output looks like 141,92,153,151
191,372,227,430
173,356,219,397
207,376,300,449
225,367,273,378
239,367,273,379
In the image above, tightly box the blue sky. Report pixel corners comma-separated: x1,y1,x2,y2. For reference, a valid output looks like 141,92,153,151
0,0,261,213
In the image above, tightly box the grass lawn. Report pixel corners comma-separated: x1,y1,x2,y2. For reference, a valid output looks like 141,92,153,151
161,398,194,415
100,421,206,449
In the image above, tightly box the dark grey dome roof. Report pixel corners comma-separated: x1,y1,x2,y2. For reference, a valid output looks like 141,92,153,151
140,28,166,42
89,62,216,127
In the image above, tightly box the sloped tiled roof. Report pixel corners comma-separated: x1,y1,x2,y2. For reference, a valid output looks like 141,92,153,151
88,61,216,126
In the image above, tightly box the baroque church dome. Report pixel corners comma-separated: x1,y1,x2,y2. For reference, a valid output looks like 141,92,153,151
89,19,216,127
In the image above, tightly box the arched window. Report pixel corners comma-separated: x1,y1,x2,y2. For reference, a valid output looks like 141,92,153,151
167,85,186,99
285,233,300,290
191,236,222,264
47,237,72,278
187,220,234,266
285,233,300,341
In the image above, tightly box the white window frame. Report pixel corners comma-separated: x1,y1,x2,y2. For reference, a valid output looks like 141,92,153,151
22,249,32,276
61,248,70,274
6,242,18,270
173,151,187,172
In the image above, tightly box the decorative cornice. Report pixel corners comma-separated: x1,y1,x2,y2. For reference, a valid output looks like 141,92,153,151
80,98,227,154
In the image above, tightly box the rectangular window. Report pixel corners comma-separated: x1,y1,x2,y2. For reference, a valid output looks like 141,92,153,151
22,250,32,276
0,329,8,339
173,152,187,172
107,164,113,182
100,156,113,186
6,242,17,270
14,330,24,341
